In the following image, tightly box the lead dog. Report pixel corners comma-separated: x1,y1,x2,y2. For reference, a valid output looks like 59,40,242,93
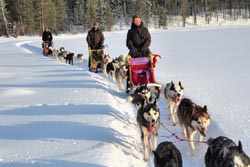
205,136,250,167
153,141,183,167
58,47,74,65
177,98,210,156
164,81,184,126
137,100,160,161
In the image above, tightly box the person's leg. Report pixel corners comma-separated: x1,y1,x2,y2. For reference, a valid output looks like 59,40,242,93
126,65,130,93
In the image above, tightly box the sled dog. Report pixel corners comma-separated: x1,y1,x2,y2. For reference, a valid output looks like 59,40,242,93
164,81,184,126
77,54,84,63
114,64,128,90
64,52,74,65
106,55,124,79
58,47,74,65
137,100,160,161
102,54,112,76
153,141,183,167
127,84,152,109
205,136,250,167
177,98,210,156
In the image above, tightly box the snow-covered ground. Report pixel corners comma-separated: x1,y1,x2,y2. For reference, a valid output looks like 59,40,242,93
0,25,250,167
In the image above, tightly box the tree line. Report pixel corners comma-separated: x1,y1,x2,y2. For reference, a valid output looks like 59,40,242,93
1,0,250,37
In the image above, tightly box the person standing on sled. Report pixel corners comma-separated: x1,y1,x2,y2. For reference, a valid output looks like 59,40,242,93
86,22,105,68
42,27,53,55
125,15,152,93
126,15,151,58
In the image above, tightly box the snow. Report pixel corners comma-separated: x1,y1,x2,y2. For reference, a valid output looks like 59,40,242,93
1,24,250,167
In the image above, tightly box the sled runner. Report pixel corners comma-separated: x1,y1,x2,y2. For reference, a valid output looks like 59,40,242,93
88,48,104,73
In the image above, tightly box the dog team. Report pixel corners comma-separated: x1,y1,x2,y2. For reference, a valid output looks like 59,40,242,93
127,81,250,167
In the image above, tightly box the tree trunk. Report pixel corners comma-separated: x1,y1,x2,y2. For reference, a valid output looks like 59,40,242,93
123,0,127,24
0,0,9,37
41,0,44,32
194,0,197,25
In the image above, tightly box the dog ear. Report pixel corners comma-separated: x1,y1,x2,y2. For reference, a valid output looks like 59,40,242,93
238,141,243,151
171,80,174,84
203,105,207,112
153,151,160,164
179,81,184,90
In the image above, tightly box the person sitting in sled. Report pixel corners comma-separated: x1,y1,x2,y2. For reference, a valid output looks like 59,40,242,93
86,22,105,67
126,15,151,58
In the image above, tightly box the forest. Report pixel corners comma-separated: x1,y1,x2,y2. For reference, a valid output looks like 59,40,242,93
1,0,250,37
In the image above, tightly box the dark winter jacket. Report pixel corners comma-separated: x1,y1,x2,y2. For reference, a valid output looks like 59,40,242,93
86,28,104,50
42,31,53,42
126,22,151,57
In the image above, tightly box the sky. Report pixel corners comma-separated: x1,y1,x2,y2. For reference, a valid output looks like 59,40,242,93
0,24,250,167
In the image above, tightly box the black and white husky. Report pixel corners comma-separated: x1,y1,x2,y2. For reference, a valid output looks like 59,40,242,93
153,141,183,167
164,81,184,126
205,136,250,167
137,100,160,161
127,83,162,109
127,84,152,109
105,55,124,79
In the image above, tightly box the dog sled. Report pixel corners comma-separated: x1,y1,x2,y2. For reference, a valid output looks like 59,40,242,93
42,41,54,56
126,54,162,96
88,48,104,73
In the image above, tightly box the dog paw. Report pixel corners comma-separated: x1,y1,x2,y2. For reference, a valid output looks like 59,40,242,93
172,123,177,126
143,157,148,162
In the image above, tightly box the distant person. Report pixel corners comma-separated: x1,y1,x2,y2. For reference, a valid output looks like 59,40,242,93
126,15,151,57
42,27,53,47
86,22,104,50
86,22,105,68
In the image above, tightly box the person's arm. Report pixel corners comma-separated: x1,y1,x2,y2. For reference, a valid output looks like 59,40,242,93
99,31,104,46
86,31,91,47
142,28,151,49
126,30,134,50
42,32,45,41
50,32,53,41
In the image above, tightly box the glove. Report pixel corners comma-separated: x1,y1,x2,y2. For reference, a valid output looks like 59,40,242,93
141,47,147,52
130,48,137,57
141,47,148,57
100,45,104,49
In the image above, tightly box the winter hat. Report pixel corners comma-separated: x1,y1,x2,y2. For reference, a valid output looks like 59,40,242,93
132,15,141,21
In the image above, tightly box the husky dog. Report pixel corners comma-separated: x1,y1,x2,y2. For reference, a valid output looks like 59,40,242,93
77,54,84,63
114,64,128,90
177,98,210,156
64,52,74,65
58,47,74,65
102,54,112,76
153,141,183,167
49,49,59,61
164,81,184,126
137,100,160,161
105,55,125,78
205,136,250,167
127,84,152,109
